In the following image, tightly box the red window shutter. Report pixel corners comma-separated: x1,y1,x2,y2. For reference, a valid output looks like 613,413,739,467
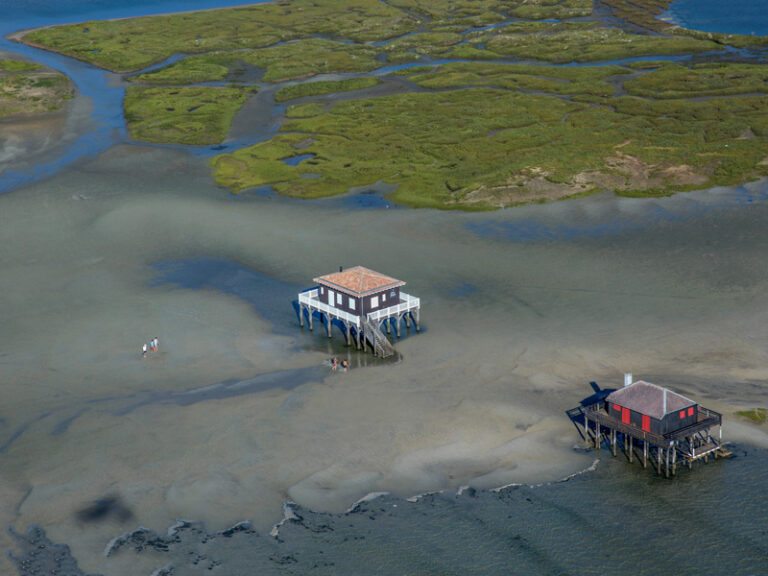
622,407,630,424
679,410,686,419
642,414,650,432
614,403,622,411
688,407,694,416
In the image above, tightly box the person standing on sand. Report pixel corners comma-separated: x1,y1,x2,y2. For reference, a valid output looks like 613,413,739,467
152,337,159,352
142,343,147,358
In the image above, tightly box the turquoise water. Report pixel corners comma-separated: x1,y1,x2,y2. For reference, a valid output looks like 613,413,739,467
661,0,768,36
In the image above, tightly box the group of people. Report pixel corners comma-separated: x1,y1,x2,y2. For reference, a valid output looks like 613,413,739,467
331,357,349,372
142,336,160,358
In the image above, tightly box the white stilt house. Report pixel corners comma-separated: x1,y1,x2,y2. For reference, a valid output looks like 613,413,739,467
297,266,420,357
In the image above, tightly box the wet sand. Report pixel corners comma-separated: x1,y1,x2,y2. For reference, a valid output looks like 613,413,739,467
2,137,768,573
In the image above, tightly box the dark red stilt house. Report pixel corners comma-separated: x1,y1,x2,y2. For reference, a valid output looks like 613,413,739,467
605,380,698,436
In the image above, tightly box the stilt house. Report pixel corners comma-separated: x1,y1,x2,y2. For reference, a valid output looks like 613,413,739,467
605,380,698,435
568,376,727,477
297,266,420,357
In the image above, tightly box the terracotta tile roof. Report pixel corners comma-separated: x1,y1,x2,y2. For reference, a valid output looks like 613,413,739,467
314,266,405,296
606,380,696,420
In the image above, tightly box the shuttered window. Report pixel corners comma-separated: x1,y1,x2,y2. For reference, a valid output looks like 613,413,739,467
679,410,686,419
621,407,630,424
642,414,650,432
687,406,694,417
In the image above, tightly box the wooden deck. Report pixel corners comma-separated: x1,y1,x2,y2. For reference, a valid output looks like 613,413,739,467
567,402,727,477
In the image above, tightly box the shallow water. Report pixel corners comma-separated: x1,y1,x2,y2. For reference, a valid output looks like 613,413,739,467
2,142,768,574
661,0,768,36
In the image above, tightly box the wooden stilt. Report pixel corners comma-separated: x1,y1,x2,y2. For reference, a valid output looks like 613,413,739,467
665,448,670,478
657,446,662,476
611,429,617,457
396,316,402,338
300,305,305,328
672,445,677,475
326,314,332,338
345,323,351,346
643,441,647,469
585,414,590,446
628,436,633,463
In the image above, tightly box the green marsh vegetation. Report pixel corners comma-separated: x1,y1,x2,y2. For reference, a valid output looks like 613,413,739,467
17,0,768,208
624,62,768,98
0,58,41,72
483,27,721,63
20,0,417,72
124,85,255,144
213,61,768,209
274,78,381,103
0,57,73,118
133,39,381,84
736,408,767,424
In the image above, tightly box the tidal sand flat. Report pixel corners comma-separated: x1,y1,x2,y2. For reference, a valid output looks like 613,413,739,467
2,143,768,574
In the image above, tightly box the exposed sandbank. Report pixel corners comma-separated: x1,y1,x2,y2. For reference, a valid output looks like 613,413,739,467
2,142,768,574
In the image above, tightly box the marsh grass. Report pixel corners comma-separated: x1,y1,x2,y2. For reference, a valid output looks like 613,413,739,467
212,81,768,208
18,0,768,209
274,77,381,102
736,408,768,424
134,39,381,84
0,69,73,118
21,0,417,73
0,59,41,72
486,27,722,63
124,85,255,144
625,62,768,98
402,61,630,96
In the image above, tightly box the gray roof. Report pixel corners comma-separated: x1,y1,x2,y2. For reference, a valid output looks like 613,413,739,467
606,380,696,420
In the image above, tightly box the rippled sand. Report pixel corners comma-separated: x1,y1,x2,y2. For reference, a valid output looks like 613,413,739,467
2,143,768,574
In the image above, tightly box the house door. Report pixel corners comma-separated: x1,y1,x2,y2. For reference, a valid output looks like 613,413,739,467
621,407,630,424
642,414,651,432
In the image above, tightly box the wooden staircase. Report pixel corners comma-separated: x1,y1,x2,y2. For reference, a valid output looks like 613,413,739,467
362,317,396,358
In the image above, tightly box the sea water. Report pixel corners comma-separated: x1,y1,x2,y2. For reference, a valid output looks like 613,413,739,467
661,0,768,37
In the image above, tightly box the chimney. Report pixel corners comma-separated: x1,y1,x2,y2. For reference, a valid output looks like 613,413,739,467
624,373,632,387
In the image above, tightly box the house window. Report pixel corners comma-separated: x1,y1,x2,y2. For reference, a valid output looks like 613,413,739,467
687,407,694,417
391,290,396,299
621,407,630,424
613,404,621,411
337,293,342,305
642,414,650,432
320,286,324,294
679,410,686,419
371,295,379,308
350,298,356,311
382,293,386,301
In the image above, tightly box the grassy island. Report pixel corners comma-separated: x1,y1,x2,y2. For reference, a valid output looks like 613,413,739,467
0,57,73,118
15,0,768,209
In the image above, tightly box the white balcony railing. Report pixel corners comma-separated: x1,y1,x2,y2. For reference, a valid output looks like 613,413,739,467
298,290,420,327
298,289,361,326
366,292,420,322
